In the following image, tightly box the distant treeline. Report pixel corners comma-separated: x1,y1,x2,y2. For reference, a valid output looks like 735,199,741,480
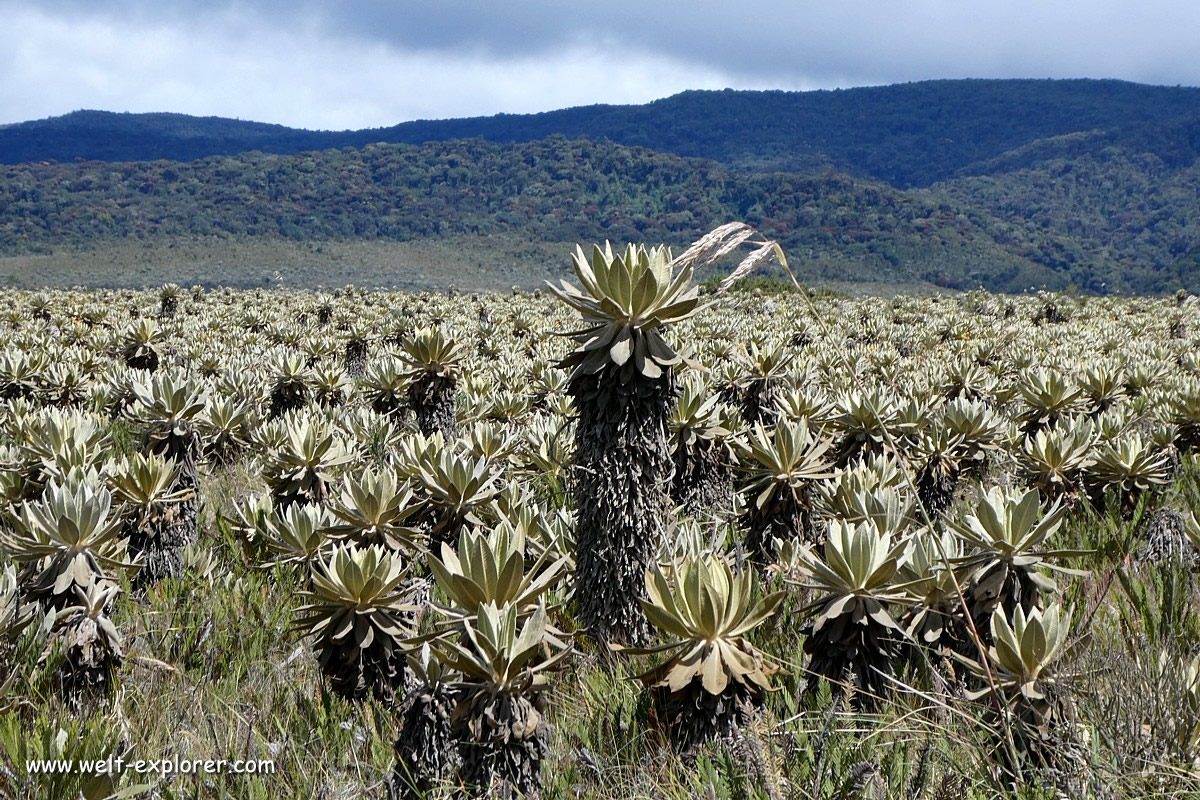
6,79,1200,188
3,78,1200,293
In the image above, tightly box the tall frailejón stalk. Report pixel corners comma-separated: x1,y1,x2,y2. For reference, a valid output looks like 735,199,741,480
549,242,701,644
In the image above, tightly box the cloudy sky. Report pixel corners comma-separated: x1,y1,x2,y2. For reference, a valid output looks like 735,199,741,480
2,0,1198,130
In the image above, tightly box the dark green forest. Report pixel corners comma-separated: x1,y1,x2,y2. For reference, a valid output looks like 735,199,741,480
3,134,1198,293
7,79,1200,187
2,79,1200,293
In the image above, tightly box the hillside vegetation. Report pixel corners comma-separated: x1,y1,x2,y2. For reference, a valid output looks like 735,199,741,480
3,133,1198,292
7,79,1200,188
2,79,1200,293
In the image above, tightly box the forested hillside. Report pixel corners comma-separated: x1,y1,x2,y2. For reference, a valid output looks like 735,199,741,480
6,79,1200,187
932,142,1200,290
2,79,1200,293
0,136,1071,291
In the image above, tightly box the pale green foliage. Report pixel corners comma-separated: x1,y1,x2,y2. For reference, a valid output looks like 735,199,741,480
428,525,566,619
293,544,415,653
951,487,1067,559
399,326,469,379
739,419,835,509
261,502,335,567
966,604,1071,701
328,469,422,552
632,553,783,696
432,602,569,697
128,371,207,427
1,479,134,602
549,242,701,379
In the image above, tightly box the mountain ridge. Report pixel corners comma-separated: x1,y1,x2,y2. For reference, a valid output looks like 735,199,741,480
8,78,1200,187
3,78,1200,294
4,133,1194,293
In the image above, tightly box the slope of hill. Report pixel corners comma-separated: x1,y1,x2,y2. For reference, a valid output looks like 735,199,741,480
6,133,1199,293
0,110,323,164
930,133,1200,292
4,79,1200,294
6,79,1200,188
1,136,1061,290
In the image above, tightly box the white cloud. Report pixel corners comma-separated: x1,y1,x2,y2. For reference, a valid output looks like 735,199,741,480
0,4,781,128
3,0,1199,129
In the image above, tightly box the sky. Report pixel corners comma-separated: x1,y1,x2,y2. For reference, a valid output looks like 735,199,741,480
2,1,1199,130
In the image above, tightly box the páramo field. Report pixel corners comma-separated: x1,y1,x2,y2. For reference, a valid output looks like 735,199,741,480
3,225,1200,800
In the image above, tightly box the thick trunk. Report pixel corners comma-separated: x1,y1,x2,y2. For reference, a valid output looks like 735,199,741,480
319,638,406,701
742,378,780,426
408,375,457,439
1137,508,1198,567
128,514,188,592
803,616,902,705
124,349,158,372
655,680,760,755
671,440,733,518
392,686,458,799
135,433,200,589
917,462,959,517
268,383,308,418
742,488,822,565
571,366,674,645
455,693,546,799
344,339,368,377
